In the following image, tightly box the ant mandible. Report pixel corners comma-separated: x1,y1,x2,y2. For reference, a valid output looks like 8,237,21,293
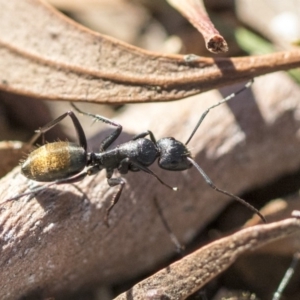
4,79,266,225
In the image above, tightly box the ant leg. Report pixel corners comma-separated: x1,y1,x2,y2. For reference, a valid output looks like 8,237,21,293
54,165,100,184
105,169,126,227
187,157,266,223
3,166,100,204
119,158,177,191
185,80,254,145
28,111,87,150
132,130,157,143
118,159,130,174
70,103,122,151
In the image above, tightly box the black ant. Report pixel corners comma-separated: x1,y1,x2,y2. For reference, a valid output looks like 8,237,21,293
3,79,266,226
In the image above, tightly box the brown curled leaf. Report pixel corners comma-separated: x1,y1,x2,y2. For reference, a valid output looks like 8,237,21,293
245,195,300,256
167,0,228,53
114,217,300,300
1,0,300,103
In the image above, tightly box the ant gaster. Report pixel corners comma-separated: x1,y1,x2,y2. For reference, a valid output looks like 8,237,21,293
5,80,266,225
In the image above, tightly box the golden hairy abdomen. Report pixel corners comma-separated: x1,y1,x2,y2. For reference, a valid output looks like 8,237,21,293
21,142,87,182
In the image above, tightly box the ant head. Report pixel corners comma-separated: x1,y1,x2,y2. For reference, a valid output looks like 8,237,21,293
156,137,193,171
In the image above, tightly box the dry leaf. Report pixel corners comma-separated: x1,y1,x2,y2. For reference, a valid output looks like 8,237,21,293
1,0,300,103
114,217,300,300
245,196,300,256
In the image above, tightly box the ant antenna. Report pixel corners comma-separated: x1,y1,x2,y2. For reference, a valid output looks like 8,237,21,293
187,157,266,223
185,80,254,145
183,80,266,223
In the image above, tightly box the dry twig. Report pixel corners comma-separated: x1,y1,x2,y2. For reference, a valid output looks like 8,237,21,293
167,0,228,53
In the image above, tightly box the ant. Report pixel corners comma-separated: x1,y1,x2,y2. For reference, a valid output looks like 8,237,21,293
3,79,266,226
